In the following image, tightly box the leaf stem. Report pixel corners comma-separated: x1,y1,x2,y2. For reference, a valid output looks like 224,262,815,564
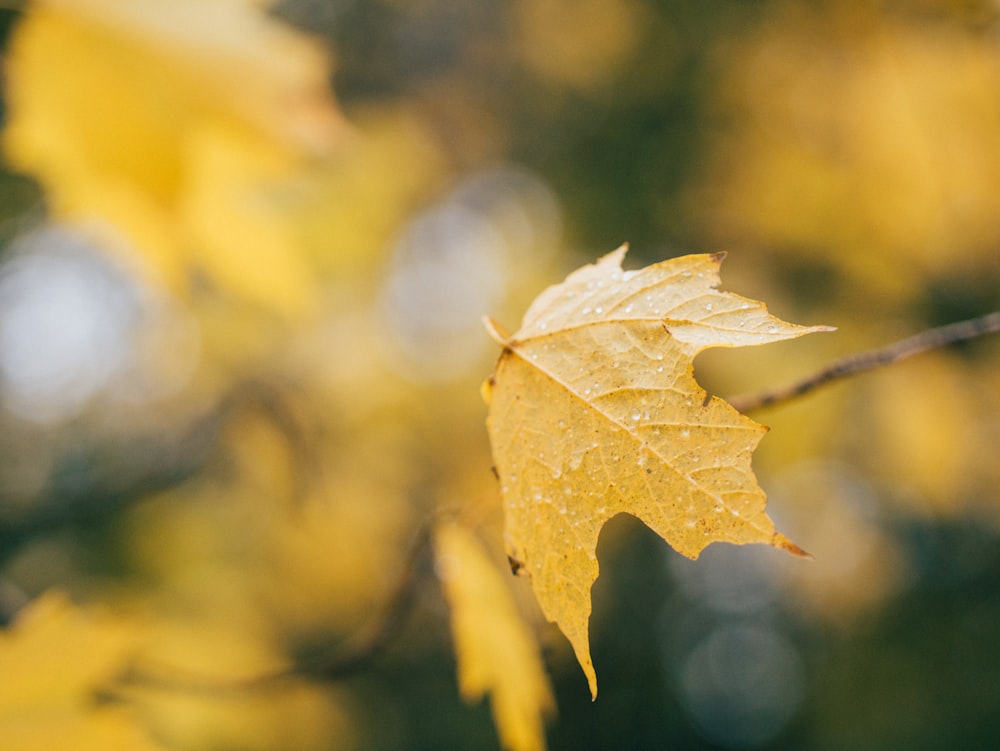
728,311,1000,413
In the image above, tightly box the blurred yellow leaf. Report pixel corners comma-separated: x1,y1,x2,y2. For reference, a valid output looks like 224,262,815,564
484,246,828,697
435,520,554,751
3,0,345,314
515,0,643,90
697,5,1000,299
134,618,355,751
0,591,164,751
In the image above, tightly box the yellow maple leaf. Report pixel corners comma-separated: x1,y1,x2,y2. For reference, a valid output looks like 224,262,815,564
435,520,555,751
483,245,830,698
3,0,344,314
0,591,165,751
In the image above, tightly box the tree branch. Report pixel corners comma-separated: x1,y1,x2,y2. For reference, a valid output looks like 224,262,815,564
110,519,435,698
728,311,1000,413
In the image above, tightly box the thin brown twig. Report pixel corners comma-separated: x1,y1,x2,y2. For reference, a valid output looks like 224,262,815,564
728,311,1000,413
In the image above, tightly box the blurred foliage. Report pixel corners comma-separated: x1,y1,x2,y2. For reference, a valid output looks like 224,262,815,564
435,520,554,751
0,591,164,751
0,0,999,749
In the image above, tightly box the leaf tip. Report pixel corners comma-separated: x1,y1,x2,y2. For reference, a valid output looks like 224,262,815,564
709,250,728,264
773,532,812,559
587,672,598,702
598,243,629,268
483,316,511,346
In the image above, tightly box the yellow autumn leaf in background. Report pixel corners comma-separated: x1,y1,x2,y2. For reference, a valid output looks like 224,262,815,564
694,5,1000,301
435,521,555,751
0,591,164,751
484,246,830,698
3,0,345,314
